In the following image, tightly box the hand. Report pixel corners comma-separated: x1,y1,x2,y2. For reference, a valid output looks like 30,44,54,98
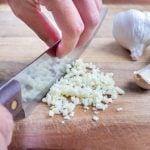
8,0,102,57
0,105,14,150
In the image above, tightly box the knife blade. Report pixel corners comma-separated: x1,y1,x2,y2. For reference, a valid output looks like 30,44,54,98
0,6,108,120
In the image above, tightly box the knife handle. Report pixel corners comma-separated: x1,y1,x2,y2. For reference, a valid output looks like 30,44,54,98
0,80,25,120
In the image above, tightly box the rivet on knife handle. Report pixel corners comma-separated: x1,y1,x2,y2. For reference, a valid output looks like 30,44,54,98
0,80,25,120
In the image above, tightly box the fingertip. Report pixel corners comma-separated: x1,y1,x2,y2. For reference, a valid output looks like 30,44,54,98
46,32,61,47
56,41,75,58
56,42,66,58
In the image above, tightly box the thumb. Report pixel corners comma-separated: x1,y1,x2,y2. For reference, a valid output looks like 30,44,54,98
0,133,7,150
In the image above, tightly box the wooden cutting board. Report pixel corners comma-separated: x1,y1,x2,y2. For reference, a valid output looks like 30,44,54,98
0,4,150,150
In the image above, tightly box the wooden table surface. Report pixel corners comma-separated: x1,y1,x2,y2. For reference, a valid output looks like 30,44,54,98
0,4,150,150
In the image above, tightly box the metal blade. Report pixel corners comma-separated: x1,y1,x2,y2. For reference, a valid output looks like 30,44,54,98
9,6,108,116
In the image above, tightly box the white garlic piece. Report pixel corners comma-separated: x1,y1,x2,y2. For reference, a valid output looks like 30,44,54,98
134,64,150,89
113,9,150,60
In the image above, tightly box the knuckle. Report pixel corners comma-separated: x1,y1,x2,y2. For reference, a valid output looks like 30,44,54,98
7,1,23,18
86,14,100,29
8,0,37,19
70,22,84,38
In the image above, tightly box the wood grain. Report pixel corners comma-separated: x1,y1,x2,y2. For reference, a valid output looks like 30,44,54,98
0,4,149,150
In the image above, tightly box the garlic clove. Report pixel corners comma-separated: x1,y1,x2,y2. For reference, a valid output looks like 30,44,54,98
134,64,150,89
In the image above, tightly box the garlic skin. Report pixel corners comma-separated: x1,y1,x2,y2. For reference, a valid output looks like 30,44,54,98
134,64,150,89
113,9,150,60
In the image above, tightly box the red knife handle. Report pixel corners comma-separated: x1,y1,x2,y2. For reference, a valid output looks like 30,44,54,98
0,80,25,120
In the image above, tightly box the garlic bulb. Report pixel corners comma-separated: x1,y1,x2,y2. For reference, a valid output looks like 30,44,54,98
134,64,150,89
113,9,150,60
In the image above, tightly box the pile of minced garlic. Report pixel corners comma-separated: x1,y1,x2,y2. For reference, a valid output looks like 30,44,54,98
42,59,125,121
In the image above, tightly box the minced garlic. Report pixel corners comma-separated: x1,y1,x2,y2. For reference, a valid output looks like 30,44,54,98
42,59,125,121
92,115,99,122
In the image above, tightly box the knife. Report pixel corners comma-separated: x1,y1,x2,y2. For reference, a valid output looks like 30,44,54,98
0,6,108,120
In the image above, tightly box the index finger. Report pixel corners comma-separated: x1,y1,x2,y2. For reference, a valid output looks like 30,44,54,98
8,0,60,46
